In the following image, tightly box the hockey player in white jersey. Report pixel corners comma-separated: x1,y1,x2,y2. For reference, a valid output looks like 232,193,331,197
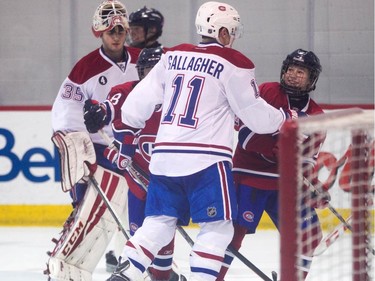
106,2,299,280
45,1,141,280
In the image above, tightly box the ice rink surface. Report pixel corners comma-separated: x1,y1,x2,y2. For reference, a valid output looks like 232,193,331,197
0,227,279,281
0,226,373,281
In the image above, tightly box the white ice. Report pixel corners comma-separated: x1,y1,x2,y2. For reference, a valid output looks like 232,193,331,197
0,227,373,280
0,227,279,281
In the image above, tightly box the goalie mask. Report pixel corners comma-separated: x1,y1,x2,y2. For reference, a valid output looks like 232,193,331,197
280,49,322,97
136,46,163,80
195,1,243,46
92,0,129,38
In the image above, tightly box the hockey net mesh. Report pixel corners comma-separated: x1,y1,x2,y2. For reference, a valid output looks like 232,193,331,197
279,108,374,281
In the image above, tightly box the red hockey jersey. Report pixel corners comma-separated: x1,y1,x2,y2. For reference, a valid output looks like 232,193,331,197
232,82,325,190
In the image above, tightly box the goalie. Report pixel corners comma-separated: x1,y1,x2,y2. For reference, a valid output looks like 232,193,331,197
44,1,141,280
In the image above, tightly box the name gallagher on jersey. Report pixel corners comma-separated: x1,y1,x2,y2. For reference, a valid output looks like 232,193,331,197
167,54,224,79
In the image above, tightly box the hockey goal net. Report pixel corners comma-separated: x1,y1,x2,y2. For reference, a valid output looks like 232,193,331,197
278,108,374,281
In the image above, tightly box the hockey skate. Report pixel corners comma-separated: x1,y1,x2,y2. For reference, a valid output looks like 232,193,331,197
170,270,188,281
106,259,131,281
106,250,118,273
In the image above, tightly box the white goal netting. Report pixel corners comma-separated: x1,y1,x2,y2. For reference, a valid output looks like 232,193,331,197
279,108,374,281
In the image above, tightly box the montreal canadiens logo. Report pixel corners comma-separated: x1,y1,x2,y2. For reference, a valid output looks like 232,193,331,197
137,135,155,162
130,222,138,232
243,211,254,222
218,5,226,11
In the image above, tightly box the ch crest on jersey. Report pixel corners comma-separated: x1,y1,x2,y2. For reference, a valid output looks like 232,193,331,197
137,135,155,162
242,211,254,222
207,207,217,217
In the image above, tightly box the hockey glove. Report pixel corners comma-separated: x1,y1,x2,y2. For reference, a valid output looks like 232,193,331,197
302,176,331,209
104,120,140,170
309,188,331,209
83,99,111,133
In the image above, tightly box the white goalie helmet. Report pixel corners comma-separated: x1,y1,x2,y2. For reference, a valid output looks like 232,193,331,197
195,1,243,42
92,0,129,38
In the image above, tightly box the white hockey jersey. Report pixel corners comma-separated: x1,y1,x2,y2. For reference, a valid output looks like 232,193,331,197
121,43,286,176
52,46,140,145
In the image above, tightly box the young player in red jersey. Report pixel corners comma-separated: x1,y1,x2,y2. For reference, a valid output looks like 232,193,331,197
216,49,331,280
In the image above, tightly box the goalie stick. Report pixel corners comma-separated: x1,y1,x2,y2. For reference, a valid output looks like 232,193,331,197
303,177,375,256
129,160,278,281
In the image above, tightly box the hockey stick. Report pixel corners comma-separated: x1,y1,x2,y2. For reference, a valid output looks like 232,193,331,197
129,160,277,281
314,215,352,256
303,177,375,256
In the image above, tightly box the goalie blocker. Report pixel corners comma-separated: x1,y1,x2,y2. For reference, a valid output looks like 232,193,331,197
45,131,129,281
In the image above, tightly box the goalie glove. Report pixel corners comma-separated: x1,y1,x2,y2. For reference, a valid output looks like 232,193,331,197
83,99,111,133
104,120,140,170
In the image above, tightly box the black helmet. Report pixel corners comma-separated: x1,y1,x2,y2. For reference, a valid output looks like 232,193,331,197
129,7,164,38
136,46,163,79
280,49,322,97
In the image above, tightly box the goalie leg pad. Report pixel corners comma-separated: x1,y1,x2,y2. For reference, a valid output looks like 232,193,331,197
46,166,129,281
47,257,92,281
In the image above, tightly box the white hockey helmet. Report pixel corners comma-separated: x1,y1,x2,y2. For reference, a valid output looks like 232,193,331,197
195,2,243,42
92,0,129,38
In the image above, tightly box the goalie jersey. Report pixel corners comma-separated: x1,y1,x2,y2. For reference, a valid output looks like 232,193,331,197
120,43,287,177
51,46,140,145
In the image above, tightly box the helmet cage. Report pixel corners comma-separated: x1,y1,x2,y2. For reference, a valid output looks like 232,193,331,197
92,0,129,38
195,2,243,42
136,47,163,79
280,49,322,97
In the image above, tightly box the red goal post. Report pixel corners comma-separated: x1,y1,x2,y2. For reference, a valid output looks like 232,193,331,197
279,108,374,281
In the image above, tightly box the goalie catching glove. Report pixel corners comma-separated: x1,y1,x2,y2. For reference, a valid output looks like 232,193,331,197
104,119,140,170
83,99,112,133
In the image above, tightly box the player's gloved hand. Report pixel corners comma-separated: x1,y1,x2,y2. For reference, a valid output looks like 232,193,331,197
104,120,140,170
83,99,111,133
309,188,331,209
